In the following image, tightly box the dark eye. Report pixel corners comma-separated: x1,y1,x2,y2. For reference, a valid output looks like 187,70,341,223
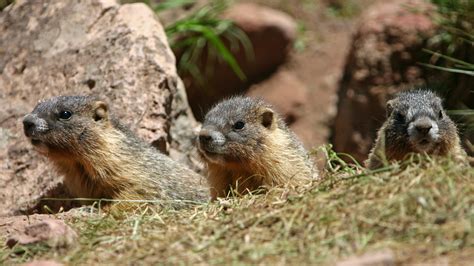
394,112,405,122
438,110,443,119
233,121,245,130
59,111,72,120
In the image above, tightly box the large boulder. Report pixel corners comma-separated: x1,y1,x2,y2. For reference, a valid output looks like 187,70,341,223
330,0,437,163
0,0,198,216
179,3,298,120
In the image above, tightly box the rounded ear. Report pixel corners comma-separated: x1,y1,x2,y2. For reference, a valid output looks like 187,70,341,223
386,100,394,118
261,108,274,129
93,101,108,121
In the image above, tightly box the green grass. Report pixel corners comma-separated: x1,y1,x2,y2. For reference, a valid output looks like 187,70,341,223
326,0,361,18
424,0,473,139
429,0,474,54
1,156,472,264
165,1,252,83
0,0,13,11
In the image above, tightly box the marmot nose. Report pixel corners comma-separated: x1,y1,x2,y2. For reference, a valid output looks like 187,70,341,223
23,115,36,137
415,122,432,135
198,130,213,144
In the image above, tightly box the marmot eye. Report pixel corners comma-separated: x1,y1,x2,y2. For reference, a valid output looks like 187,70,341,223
394,112,405,122
59,111,72,120
438,110,443,119
233,121,245,130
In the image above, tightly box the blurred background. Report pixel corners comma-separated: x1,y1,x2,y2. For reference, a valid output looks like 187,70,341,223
120,0,474,163
3,0,470,162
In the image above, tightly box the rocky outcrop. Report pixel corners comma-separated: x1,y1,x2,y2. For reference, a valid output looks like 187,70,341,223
179,3,298,120
330,0,437,163
0,0,198,216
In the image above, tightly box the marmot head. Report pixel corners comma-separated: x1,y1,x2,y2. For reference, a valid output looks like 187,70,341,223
197,97,280,165
23,95,110,158
385,90,456,153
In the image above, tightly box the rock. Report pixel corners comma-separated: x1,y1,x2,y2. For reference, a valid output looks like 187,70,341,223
0,0,198,216
336,250,395,266
6,218,77,249
22,261,63,266
246,70,308,125
180,2,298,120
330,0,437,163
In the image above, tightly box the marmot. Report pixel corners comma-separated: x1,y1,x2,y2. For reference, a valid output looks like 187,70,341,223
197,96,316,199
366,90,466,169
22,95,208,208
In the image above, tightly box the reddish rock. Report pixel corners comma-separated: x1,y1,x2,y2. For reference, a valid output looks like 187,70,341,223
246,70,308,125
331,0,437,163
6,218,78,249
180,3,298,120
0,0,198,216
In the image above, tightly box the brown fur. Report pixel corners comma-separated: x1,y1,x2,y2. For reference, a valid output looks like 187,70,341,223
367,125,465,169
198,97,316,199
23,96,208,209
366,90,467,169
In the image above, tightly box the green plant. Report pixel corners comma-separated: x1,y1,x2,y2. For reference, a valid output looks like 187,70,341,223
423,0,474,142
317,144,363,175
0,0,13,11
165,0,252,83
153,0,195,12
326,0,360,18
429,0,474,53
130,0,253,84
421,49,474,76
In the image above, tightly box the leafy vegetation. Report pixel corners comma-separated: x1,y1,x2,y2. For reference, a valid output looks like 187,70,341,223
0,0,13,11
429,0,474,54
426,0,474,76
424,0,474,150
326,0,361,18
126,0,252,84
165,0,252,83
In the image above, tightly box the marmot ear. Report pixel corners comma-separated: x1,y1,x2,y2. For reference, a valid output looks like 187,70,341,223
261,108,274,129
386,100,394,117
93,101,108,121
